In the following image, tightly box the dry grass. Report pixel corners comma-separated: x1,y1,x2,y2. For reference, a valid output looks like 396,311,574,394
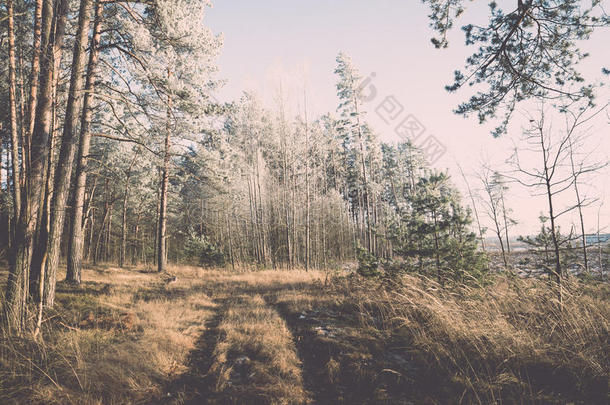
1,265,608,404
0,264,216,404
167,268,322,404
208,294,307,404
342,273,610,404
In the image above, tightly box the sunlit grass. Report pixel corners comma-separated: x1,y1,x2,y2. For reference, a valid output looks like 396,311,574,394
0,264,216,404
0,264,607,404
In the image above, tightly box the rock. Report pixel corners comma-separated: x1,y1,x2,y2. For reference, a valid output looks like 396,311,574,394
314,325,336,337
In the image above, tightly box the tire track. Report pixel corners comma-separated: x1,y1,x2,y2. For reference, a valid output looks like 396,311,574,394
161,299,224,404
163,282,311,405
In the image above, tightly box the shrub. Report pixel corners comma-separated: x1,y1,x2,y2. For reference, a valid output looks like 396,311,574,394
184,232,225,267
356,246,380,277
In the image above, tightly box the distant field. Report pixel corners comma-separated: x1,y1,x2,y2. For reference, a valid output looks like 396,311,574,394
1,265,609,404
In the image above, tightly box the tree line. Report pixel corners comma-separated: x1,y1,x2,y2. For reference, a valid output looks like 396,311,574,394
0,0,220,333
1,0,608,334
0,0,481,335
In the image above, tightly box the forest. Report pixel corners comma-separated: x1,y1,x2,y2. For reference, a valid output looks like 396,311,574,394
0,0,609,404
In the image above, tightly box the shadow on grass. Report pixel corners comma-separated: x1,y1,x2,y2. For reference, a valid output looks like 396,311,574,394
55,280,112,296
158,299,225,405
155,280,319,404
266,292,417,405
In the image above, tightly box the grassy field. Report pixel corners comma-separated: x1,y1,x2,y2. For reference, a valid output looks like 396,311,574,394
0,264,608,404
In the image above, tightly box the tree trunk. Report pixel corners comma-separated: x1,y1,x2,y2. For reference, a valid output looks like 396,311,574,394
6,0,22,225
226,212,235,270
29,26,64,302
29,104,57,300
597,206,604,281
93,187,109,266
255,151,267,265
120,151,137,267
16,51,26,179
25,0,44,175
5,0,68,332
352,83,372,253
546,180,562,303
500,193,511,260
132,208,142,265
281,122,292,267
86,206,95,261
105,202,113,262
321,160,328,268
66,0,103,283
157,70,172,273
304,92,310,271
459,165,486,252
153,172,160,266
433,211,442,284
540,129,562,305
568,138,588,273
43,0,94,307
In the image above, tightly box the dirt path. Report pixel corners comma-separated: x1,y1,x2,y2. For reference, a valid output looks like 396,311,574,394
266,297,337,404
159,271,415,405
265,292,417,405
163,300,224,404
162,275,312,404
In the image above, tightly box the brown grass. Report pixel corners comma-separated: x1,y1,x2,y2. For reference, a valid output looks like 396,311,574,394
342,273,610,404
1,265,608,404
208,294,307,404
0,264,216,404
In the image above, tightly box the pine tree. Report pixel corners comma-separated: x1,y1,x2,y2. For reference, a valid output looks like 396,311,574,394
518,215,577,278
393,171,486,283
423,0,608,135
334,52,375,252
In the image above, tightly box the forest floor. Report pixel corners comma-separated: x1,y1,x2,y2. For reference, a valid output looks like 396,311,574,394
0,264,609,404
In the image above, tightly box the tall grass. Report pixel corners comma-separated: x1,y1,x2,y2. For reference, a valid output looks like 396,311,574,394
344,273,610,403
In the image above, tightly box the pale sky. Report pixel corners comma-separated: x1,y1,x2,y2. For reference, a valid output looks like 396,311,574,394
205,0,610,236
